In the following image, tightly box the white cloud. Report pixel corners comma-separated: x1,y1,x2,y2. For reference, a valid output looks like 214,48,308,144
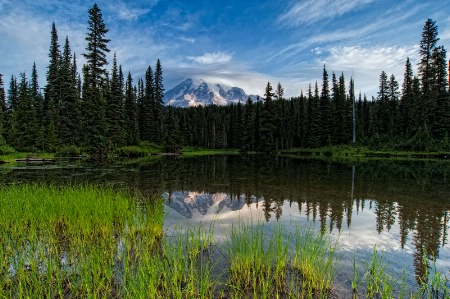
279,0,374,26
187,52,233,65
319,45,420,97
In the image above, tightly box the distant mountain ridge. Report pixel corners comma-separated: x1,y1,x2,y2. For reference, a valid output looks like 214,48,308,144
164,78,258,107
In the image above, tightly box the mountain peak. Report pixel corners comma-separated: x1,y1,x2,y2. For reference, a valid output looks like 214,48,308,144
164,78,249,107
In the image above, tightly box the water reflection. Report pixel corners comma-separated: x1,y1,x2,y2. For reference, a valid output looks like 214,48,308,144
1,155,449,285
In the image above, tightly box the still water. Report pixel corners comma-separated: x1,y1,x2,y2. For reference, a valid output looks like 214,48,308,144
1,155,449,295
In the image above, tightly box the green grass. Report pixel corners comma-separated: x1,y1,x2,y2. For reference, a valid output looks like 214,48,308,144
181,146,239,156
280,144,450,162
0,152,55,163
1,184,448,298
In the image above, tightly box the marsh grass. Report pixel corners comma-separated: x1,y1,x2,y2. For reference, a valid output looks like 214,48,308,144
225,220,337,298
2,184,449,298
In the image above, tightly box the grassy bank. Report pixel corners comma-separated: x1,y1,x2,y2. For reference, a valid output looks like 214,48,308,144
280,144,450,162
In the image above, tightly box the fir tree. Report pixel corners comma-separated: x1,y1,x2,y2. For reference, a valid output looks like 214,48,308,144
260,82,276,152
83,3,110,89
15,72,36,150
400,58,415,135
58,37,80,145
163,106,181,153
141,65,155,142
0,74,6,144
319,65,332,146
107,53,125,147
124,72,138,145
153,59,164,143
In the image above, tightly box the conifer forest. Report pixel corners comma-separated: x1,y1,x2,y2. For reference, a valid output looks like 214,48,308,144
0,4,449,155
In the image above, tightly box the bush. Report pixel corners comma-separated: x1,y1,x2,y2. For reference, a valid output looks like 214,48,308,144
114,146,147,158
0,145,16,155
55,145,82,157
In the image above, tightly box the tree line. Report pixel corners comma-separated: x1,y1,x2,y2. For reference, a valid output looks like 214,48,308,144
0,7,448,154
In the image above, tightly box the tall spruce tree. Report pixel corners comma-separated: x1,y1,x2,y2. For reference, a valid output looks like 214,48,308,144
377,71,390,135
43,22,60,150
0,74,6,144
141,65,155,142
58,37,80,145
153,59,164,143
260,82,276,152
319,65,332,146
124,72,138,145
15,72,36,150
82,3,110,150
6,76,18,145
107,53,125,147
400,58,415,135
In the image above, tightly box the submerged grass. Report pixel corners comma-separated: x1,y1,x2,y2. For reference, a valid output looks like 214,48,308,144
1,184,449,298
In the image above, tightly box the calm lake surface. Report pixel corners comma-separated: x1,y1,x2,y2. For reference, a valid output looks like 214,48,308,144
2,155,449,295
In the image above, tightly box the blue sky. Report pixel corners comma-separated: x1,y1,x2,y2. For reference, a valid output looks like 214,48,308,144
1,0,450,98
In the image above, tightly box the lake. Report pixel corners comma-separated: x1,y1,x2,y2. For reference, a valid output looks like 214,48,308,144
1,155,449,296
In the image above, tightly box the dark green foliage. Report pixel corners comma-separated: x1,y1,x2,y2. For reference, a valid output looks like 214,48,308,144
14,73,36,150
124,72,139,145
260,82,276,153
140,66,155,142
83,3,110,89
164,106,181,153
319,66,332,146
107,54,125,147
153,59,164,143
0,74,6,145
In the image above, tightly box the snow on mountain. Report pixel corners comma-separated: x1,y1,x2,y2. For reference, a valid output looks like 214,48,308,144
164,78,256,107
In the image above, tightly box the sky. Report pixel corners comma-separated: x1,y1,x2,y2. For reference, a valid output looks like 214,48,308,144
1,0,450,98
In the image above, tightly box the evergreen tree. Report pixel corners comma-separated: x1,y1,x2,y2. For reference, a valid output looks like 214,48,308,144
260,82,276,152
307,82,321,147
319,65,332,146
124,72,138,145
0,74,6,144
432,46,449,139
153,59,164,143
242,97,255,151
83,3,110,89
43,22,60,150
107,53,125,147
400,57,415,135
140,65,154,142
164,106,181,153
82,3,110,150
30,63,45,150
58,37,80,145
6,75,18,145
15,72,36,150
388,74,400,136
377,71,390,135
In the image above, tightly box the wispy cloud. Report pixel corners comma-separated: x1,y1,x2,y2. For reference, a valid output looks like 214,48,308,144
279,0,374,26
187,52,233,65
318,45,419,96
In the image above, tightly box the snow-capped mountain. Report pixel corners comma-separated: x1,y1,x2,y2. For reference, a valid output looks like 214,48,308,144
164,78,252,107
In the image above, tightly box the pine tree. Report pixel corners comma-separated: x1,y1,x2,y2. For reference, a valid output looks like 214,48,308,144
58,37,80,145
388,74,400,136
260,82,276,152
30,63,45,150
164,106,181,153
319,65,332,146
377,71,390,135
43,22,61,150
400,58,415,135
0,74,6,144
82,3,110,150
153,59,164,143
83,3,110,89
6,76,18,145
15,72,36,150
307,82,321,147
107,53,125,147
241,97,255,151
124,72,138,145
140,65,155,142
432,46,449,139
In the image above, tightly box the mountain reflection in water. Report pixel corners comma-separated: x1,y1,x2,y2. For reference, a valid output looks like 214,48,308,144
1,155,449,286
